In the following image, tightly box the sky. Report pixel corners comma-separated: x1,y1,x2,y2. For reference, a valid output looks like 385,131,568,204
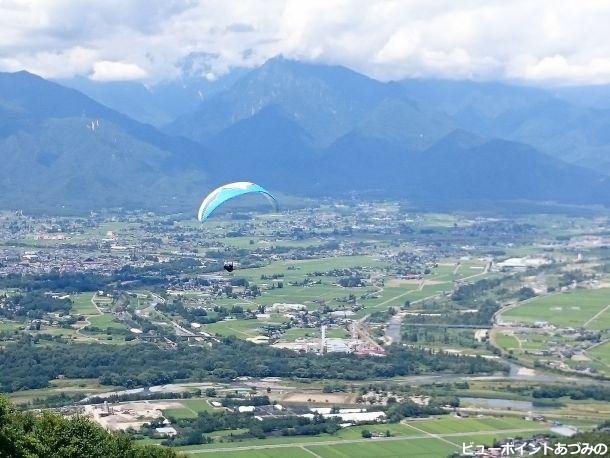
1,0,610,86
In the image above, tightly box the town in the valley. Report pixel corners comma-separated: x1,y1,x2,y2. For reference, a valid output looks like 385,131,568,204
1,201,609,457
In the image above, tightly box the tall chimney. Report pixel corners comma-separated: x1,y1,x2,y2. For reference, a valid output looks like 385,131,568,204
320,325,327,354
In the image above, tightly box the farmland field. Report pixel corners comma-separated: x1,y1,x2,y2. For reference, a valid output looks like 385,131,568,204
205,317,283,339
162,398,215,421
184,428,548,458
87,313,129,331
495,332,519,350
71,292,98,315
501,288,610,328
0,320,21,331
587,341,610,369
178,415,548,457
161,399,215,421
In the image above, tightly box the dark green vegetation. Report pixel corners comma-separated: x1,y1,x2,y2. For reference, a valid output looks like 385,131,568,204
0,272,110,293
0,71,207,212
402,277,510,328
159,412,343,446
0,337,505,392
0,396,177,458
532,385,610,402
156,400,446,447
0,292,72,319
0,260,223,292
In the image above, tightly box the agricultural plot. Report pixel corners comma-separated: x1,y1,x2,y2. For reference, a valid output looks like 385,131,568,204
205,317,284,339
334,423,423,439
184,416,548,458
177,434,345,451
162,407,198,420
182,398,216,413
0,320,21,332
307,438,457,458
453,259,488,280
588,341,610,362
71,292,98,315
517,333,548,351
190,448,315,458
359,285,420,312
406,416,534,435
238,256,387,283
163,399,215,420
7,378,116,406
586,341,610,374
179,415,545,457
495,332,520,350
502,288,610,328
256,284,354,307
585,304,610,331
220,236,325,250
87,314,128,331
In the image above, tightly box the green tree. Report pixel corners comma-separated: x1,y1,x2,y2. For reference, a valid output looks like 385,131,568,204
0,396,177,458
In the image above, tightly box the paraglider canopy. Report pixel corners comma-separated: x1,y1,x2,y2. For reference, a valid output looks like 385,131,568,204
197,181,277,222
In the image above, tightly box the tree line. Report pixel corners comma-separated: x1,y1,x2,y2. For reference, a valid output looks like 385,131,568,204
0,336,506,392
0,396,177,457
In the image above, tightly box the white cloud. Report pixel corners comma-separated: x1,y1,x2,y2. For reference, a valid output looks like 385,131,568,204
1,0,610,85
511,55,610,85
91,61,149,81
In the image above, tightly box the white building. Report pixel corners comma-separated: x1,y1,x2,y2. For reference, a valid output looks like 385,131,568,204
155,426,177,437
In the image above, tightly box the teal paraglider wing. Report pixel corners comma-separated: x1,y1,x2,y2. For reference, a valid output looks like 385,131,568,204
197,182,277,221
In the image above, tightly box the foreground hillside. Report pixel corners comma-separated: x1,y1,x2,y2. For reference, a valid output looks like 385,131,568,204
0,396,177,458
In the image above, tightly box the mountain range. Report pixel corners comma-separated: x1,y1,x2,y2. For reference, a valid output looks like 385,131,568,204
1,57,610,212
0,71,212,211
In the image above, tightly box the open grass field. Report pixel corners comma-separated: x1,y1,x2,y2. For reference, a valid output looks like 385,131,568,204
256,284,356,307
586,340,610,372
87,313,129,331
210,254,471,327
306,438,458,458
183,424,549,458
205,316,284,339
405,416,534,434
7,378,116,405
219,236,326,250
189,448,316,458
0,320,21,332
588,340,610,361
176,431,346,451
517,333,548,351
238,256,388,284
71,292,98,315
178,415,548,457
495,332,520,350
501,288,610,328
585,304,610,331
163,407,199,420
161,398,215,421
182,398,216,413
